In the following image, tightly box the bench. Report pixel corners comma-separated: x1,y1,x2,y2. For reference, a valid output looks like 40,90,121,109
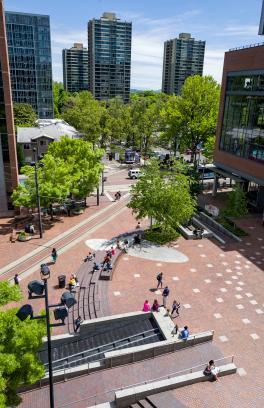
115,363,237,408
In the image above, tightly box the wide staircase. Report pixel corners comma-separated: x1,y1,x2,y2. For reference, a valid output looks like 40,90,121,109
40,316,163,371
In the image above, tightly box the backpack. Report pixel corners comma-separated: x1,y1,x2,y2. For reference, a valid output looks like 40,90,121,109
156,273,162,281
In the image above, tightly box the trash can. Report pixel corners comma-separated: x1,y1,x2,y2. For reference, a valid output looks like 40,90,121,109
58,275,66,289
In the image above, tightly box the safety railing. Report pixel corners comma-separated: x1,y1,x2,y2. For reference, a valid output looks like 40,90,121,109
229,42,264,51
38,329,214,387
55,354,234,408
48,328,160,370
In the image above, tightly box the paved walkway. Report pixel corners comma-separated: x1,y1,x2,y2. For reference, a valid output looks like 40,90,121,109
3,168,263,408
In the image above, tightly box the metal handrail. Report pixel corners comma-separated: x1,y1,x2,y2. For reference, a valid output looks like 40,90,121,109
50,329,213,370
229,42,264,51
56,330,214,378
117,354,235,391
56,354,234,408
53,334,159,375
48,328,158,366
40,315,159,358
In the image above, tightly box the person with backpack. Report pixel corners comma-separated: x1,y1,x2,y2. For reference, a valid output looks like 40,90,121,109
156,272,163,289
162,286,170,307
171,300,180,317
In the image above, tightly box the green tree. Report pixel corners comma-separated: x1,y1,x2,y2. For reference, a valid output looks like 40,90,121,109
176,75,220,162
160,95,182,155
53,81,71,117
128,159,196,232
16,143,25,171
129,93,167,153
224,184,248,218
47,137,104,199
12,138,103,211
13,103,37,127
0,281,45,407
203,135,216,162
62,91,102,146
12,155,72,212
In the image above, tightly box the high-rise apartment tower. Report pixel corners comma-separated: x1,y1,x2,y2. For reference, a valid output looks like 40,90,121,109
63,43,88,93
0,1,18,214
162,33,205,95
88,12,132,103
5,11,53,118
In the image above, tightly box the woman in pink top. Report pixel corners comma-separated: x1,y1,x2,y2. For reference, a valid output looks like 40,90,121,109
143,300,151,312
111,246,116,256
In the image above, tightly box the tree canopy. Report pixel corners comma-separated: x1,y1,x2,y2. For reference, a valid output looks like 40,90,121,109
0,281,46,407
62,91,102,146
176,75,220,161
13,103,37,127
128,159,196,230
224,184,248,218
12,137,104,209
53,81,71,117
58,83,220,159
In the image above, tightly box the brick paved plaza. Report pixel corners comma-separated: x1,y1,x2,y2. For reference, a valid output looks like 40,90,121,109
1,166,264,408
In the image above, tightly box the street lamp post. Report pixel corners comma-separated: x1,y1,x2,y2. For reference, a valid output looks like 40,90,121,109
16,265,77,408
31,148,43,239
101,170,105,196
96,186,100,206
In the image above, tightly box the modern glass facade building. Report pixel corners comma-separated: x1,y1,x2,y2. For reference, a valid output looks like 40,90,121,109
0,3,18,214
220,72,264,163
259,0,264,35
5,11,53,118
88,12,132,103
63,43,88,93
162,33,205,95
214,45,264,211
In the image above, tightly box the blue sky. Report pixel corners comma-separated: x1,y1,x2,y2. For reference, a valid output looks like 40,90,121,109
5,0,264,89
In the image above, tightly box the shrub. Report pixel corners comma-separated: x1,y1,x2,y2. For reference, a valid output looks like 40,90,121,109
144,225,180,245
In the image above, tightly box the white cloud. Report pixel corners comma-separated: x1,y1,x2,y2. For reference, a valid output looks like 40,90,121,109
220,24,259,37
51,10,258,89
203,49,225,84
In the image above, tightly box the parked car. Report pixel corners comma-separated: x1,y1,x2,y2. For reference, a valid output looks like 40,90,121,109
128,169,141,179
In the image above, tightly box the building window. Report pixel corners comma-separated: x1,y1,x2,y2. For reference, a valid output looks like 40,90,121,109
23,143,31,149
40,140,47,146
220,73,264,164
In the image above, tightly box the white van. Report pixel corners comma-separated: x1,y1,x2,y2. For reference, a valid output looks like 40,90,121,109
128,169,141,179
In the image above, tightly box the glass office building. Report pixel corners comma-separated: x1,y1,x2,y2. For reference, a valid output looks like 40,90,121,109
0,3,18,214
220,72,264,164
63,43,88,93
162,33,205,95
88,12,132,103
214,45,264,211
5,11,53,118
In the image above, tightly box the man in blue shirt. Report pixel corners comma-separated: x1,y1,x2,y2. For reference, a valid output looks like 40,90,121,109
180,325,189,340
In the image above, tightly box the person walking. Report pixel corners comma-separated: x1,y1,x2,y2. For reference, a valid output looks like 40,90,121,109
14,273,20,285
74,316,83,333
156,272,163,289
171,300,180,317
51,248,58,264
162,286,170,307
